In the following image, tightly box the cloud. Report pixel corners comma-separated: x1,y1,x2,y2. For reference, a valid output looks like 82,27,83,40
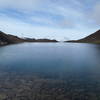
30,15,75,29
0,0,85,29
0,0,77,29
0,13,95,41
71,0,82,7
91,2,100,25
31,16,53,25
0,0,42,11
0,0,99,40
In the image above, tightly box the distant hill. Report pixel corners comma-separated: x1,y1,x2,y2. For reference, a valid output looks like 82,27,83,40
0,31,58,46
66,30,100,43
0,31,24,45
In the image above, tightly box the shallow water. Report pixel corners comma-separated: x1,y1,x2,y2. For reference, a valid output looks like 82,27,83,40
0,43,100,100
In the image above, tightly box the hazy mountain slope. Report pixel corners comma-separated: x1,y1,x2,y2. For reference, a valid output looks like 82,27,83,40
67,30,100,43
0,31,58,46
0,31,24,45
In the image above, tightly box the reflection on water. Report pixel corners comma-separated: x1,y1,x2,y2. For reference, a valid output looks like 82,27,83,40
0,43,100,100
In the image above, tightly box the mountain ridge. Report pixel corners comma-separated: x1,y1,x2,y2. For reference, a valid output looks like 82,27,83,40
66,30,100,43
0,31,58,46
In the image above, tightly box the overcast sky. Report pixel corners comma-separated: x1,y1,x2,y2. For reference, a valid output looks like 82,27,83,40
0,0,100,40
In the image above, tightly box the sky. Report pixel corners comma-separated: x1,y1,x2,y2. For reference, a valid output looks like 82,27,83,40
0,0,100,40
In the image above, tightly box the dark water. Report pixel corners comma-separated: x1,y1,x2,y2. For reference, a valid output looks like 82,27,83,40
0,43,100,100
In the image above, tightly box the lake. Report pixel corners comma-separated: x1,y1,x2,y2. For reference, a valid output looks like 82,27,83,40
0,43,100,100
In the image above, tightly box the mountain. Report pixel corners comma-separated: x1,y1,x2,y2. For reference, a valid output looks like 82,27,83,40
66,30,100,43
25,38,58,42
0,31,58,46
0,31,25,45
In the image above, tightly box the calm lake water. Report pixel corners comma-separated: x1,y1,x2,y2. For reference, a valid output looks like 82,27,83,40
0,43,100,100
